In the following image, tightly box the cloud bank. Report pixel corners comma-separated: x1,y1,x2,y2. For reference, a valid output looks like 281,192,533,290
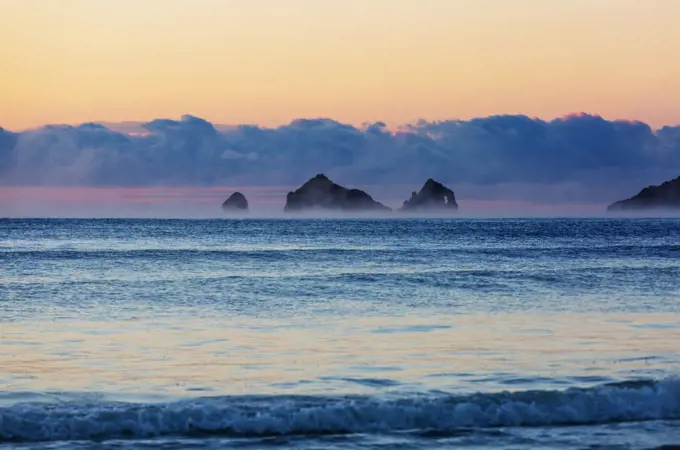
2,114,680,205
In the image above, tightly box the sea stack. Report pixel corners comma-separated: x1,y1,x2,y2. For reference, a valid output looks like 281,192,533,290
400,178,458,212
284,174,391,213
607,176,680,211
222,192,249,213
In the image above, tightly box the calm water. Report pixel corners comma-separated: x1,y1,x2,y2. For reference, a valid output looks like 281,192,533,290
1,218,680,449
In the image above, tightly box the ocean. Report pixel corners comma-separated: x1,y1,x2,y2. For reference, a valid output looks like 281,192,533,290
1,218,679,449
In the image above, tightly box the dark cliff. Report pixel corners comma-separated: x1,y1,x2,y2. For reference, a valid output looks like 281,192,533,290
284,174,391,213
607,176,680,211
400,179,458,212
222,192,249,212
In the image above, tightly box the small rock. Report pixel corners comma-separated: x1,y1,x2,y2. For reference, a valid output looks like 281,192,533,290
222,192,248,212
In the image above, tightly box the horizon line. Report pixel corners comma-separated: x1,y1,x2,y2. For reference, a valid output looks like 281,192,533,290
3,111,677,134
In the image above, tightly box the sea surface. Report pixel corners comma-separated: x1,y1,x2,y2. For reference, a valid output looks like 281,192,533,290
1,218,680,449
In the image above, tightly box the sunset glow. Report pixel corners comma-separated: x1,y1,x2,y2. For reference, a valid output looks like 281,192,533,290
2,0,680,131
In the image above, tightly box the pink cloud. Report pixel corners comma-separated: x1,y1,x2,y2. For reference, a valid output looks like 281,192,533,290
559,112,598,120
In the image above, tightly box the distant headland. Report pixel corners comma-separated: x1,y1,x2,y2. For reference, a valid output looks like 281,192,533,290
607,176,680,211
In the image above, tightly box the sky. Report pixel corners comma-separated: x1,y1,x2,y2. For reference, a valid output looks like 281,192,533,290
2,0,680,216
2,0,680,131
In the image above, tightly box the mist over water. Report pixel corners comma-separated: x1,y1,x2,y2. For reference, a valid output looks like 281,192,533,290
3,200,679,219
2,184,673,219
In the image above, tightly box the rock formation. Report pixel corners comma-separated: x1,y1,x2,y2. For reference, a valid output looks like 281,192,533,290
284,174,391,213
222,192,248,212
607,176,680,211
400,178,458,212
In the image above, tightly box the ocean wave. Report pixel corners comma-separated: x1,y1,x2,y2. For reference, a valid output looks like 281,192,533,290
1,377,679,443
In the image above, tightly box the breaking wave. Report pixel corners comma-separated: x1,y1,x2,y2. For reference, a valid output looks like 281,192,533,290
1,377,679,443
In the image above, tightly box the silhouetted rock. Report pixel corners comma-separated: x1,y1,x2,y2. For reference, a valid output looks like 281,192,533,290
222,192,248,212
608,176,680,211
400,178,458,212
284,174,391,213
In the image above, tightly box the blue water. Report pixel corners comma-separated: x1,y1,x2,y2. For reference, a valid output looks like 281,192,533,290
1,218,680,449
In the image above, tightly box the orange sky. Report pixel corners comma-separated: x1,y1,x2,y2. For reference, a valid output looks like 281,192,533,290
2,0,680,131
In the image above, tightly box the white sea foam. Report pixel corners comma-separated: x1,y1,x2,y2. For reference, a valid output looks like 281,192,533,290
1,377,679,443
